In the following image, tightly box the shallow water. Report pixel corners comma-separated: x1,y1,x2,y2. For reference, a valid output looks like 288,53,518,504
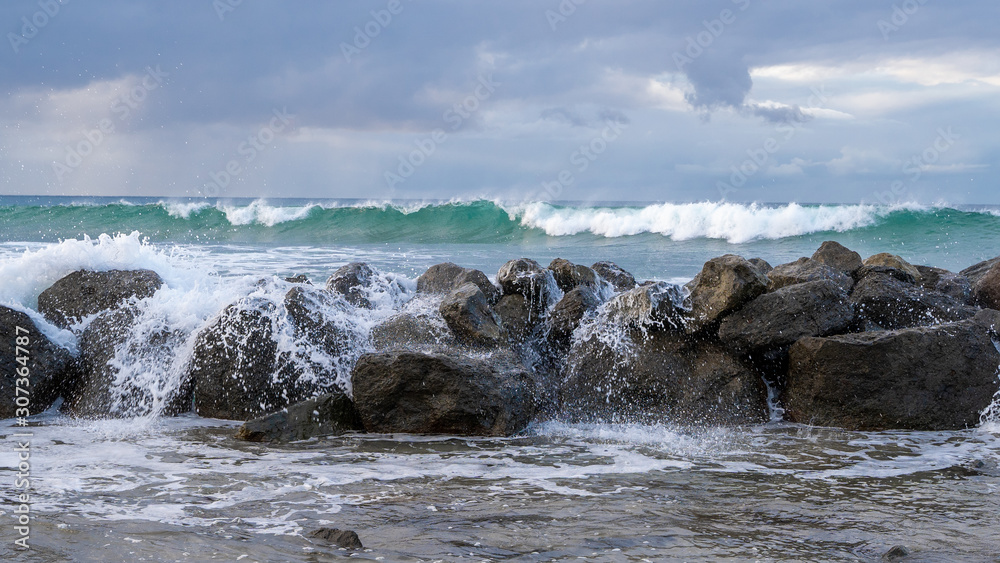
4,414,999,562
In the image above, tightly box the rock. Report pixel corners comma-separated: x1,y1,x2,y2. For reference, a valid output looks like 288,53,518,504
284,274,311,284
811,241,863,277
863,253,922,284
684,255,768,332
850,273,979,329
439,283,503,346
351,351,535,436
783,310,1000,430
416,262,499,303
972,261,1000,310
719,280,855,352
371,311,456,351
494,294,541,344
308,528,363,549
496,258,559,311
605,282,686,330
37,269,163,329
747,258,773,276
914,265,972,303
548,258,599,292
0,306,75,419
548,286,601,344
882,546,910,561
767,257,853,293
960,255,1000,285
591,261,638,292
561,330,767,425
325,262,376,308
190,301,317,420
235,391,363,442
855,265,917,285
67,307,191,418
284,286,348,357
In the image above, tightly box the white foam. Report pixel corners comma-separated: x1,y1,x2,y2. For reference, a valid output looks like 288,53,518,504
217,200,318,226
160,200,211,219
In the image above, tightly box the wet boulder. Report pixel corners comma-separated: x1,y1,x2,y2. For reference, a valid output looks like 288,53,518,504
416,262,499,303
591,261,638,292
548,258,599,292
767,257,853,293
960,255,1000,286
863,253,922,284
325,262,376,308
855,264,917,285
719,280,855,353
850,273,978,329
371,309,456,352
308,528,363,550
548,286,602,345
37,269,163,329
914,265,972,303
494,294,541,345
351,350,536,436
971,261,1000,310
811,241,864,278
784,309,1000,430
284,286,349,357
747,258,773,277
439,283,503,346
235,391,363,442
0,306,75,419
496,258,559,312
684,255,768,332
605,281,687,330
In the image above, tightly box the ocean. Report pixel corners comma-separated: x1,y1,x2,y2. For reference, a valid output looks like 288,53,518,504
2,196,1000,561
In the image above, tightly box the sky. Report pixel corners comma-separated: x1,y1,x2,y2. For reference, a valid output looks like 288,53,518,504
1,0,999,204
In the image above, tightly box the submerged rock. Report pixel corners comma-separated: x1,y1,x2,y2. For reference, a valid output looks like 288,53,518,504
37,269,163,329
591,261,638,292
439,283,503,346
850,273,978,329
811,241,863,277
0,306,75,419
325,262,376,308
416,262,499,303
236,391,363,442
308,528,363,549
767,257,853,293
784,310,1000,430
351,350,535,436
685,255,768,332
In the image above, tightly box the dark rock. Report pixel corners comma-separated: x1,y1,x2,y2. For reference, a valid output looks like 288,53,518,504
783,309,1000,430
308,528,363,549
960,255,1000,285
561,330,767,425
591,261,638,292
811,241,863,277
605,282,687,330
0,306,75,419
914,265,972,303
747,258,773,276
236,391,363,442
325,262,376,308
494,294,541,344
351,351,535,436
548,258,599,292
767,257,853,293
284,274,311,284
882,545,910,561
855,265,917,285
719,280,855,352
850,273,979,329
863,253,921,283
439,283,503,346
548,286,601,344
371,311,456,351
416,262,499,303
37,269,163,329
497,258,559,312
685,255,768,332
284,286,348,357
972,261,1000,310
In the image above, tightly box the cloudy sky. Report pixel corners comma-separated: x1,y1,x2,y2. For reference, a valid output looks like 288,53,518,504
2,0,999,203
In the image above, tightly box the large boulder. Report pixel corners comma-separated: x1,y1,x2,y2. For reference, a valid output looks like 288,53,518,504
351,351,536,436
370,310,456,351
863,253,922,284
560,330,768,425
438,283,503,346
235,391,363,442
37,269,163,329
548,258,599,292
719,280,855,352
416,262,499,303
811,241,863,277
325,262,376,308
784,310,1000,430
496,258,559,311
850,273,979,329
283,286,348,357
915,265,973,303
591,261,638,292
971,261,1000,310
604,282,686,330
684,255,768,332
0,306,75,419
747,258,773,277
767,257,853,293
960,256,1000,286
494,294,542,345
548,286,602,345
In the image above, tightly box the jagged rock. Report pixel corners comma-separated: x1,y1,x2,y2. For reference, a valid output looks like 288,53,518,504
371,310,456,351
548,286,601,344
972,261,1000,310
914,265,972,303
0,306,75,419
684,255,768,332
767,257,853,293
548,258,599,292
863,253,922,284
960,255,1000,285
850,273,979,329
236,391,363,442
284,286,348,357
784,310,1000,430
37,269,163,329
591,261,638,292
416,262,499,303
351,351,535,436
284,274,311,284
308,528,363,549
494,294,541,344
560,330,767,425
190,301,317,420
605,282,686,330
855,265,917,285
882,546,910,561
748,258,773,276
811,241,863,277
719,280,855,352
325,262,376,308
496,258,559,313
439,283,503,346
